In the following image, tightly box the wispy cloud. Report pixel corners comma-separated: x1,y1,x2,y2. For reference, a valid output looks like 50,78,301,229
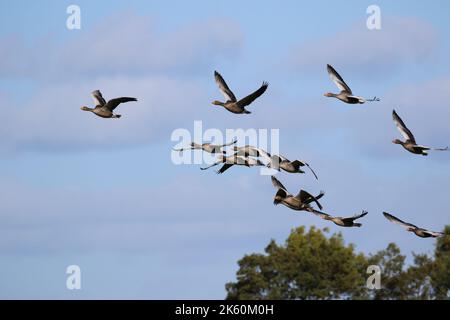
286,17,439,76
0,12,244,79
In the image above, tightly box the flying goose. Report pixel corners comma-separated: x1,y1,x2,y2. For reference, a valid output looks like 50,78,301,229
173,139,237,155
81,90,137,118
392,110,448,155
269,155,319,180
271,176,324,212
200,154,264,173
212,71,268,114
383,212,444,238
311,210,368,228
324,64,379,104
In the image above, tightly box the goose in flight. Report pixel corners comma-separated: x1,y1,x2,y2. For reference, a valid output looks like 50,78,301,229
311,210,368,228
200,154,264,173
268,155,319,180
81,90,137,118
173,139,237,155
212,71,268,114
271,176,324,212
383,212,444,238
324,64,379,104
392,110,448,156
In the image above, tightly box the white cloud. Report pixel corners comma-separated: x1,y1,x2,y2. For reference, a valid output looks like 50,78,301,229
0,12,244,79
287,17,439,76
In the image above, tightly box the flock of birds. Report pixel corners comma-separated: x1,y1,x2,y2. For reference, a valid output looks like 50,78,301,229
81,65,448,238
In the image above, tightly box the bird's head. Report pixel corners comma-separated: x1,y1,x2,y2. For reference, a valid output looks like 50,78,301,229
324,92,334,97
211,100,224,106
80,106,91,111
353,223,362,228
392,139,403,145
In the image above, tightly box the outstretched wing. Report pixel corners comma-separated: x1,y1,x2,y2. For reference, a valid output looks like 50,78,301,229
392,110,416,143
104,97,137,111
216,163,234,174
305,162,319,180
422,230,444,237
236,82,268,108
383,212,418,230
91,90,107,106
214,71,237,102
327,64,352,93
218,139,238,148
296,190,323,210
271,176,288,193
342,210,368,223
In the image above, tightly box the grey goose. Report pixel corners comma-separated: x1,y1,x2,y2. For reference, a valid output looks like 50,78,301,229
324,64,379,104
392,109,448,155
212,71,268,114
81,90,137,118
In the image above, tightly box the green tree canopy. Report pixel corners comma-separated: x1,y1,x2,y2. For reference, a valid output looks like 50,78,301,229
226,226,449,300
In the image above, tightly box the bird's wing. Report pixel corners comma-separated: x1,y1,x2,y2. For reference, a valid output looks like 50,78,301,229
342,210,368,223
304,162,319,180
274,188,288,201
216,163,234,174
255,147,272,160
91,90,107,106
200,159,222,170
271,176,288,193
296,190,323,210
214,71,237,102
383,212,418,230
392,110,416,143
422,230,445,237
218,139,238,148
104,97,137,111
327,64,352,94
236,82,268,108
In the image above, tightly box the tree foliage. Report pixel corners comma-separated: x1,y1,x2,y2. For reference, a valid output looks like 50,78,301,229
226,226,450,300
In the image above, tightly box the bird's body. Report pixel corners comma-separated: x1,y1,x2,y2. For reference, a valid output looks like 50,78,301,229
324,64,379,104
212,71,268,114
311,210,368,228
271,176,324,212
81,90,137,118
392,110,448,156
383,212,444,238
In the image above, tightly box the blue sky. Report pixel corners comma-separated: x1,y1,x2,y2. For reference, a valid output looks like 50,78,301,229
1,0,450,299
